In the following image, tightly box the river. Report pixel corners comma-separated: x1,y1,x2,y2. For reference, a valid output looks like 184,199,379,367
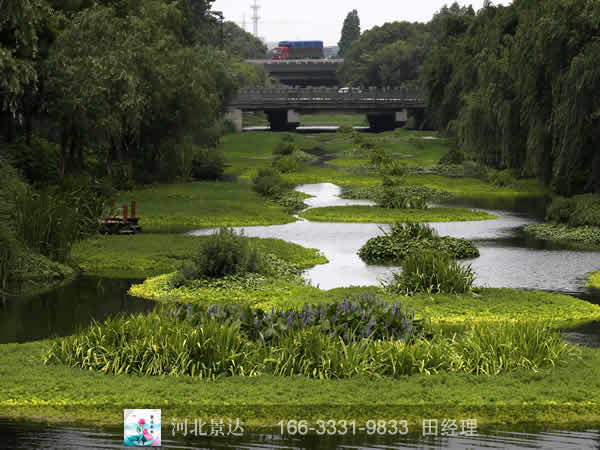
1,182,599,448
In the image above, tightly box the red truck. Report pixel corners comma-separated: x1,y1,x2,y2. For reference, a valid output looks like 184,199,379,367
271,41,324,60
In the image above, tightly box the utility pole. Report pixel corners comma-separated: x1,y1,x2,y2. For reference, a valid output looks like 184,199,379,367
242,14,246,31
251,0,260,37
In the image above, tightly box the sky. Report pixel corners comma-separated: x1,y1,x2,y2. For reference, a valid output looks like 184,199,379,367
211,0,510,46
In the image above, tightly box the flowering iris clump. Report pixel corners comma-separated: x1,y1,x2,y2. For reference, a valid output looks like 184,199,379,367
172,292,423,344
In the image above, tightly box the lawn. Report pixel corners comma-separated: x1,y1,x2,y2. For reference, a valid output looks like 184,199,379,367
1,340,599,429
299,206,496,223
72,234,327,279
115,181,296,233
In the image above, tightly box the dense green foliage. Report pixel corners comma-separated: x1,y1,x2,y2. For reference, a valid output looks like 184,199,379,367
423,0,600,195
1,0,265,185
359,223,480,265
184,228,263,279
222,21,267,59
44,311,572,378
546,195,600,227
385,250,475,295
337,10,360,58
176,293,421,344
339,21,428,87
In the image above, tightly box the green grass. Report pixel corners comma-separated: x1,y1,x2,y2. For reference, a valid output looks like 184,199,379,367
299,206,496,223
523,224,600,248
242,113,369,128
130,281,600,329
129,272,326,311
1,340,600,428
72,234,327,279
115,182,296,233
587,271,600,289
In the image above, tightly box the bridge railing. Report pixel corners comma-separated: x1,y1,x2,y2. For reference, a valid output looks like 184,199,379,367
233,87,425,104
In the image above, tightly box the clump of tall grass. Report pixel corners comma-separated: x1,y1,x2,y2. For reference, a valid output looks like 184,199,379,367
13,188,80,263
385,250,475,295
44,312,574,379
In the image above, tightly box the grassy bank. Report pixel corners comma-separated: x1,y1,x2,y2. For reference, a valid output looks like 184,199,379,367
128,283,600,329
299,206,496,223
116,182,296,233
72,234,327,279
587,271,600,289
1,340,599,429
524,224,600,248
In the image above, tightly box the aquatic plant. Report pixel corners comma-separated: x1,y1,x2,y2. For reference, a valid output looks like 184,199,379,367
44,311,573,379
358,222,479,265
174,292,422,344
385,250,475,295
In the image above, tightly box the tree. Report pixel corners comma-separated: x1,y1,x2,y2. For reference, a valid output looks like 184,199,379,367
223,21,267,59
338,21,429,87
338,9,360,58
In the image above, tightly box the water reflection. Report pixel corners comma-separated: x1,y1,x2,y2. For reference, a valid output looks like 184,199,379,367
0,277,153,344
1,420,599,450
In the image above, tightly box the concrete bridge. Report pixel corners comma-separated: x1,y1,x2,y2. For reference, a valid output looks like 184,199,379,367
227,87,426,131
245,59,342,86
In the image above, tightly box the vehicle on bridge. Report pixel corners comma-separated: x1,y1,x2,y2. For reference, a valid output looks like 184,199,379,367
272,41,324,60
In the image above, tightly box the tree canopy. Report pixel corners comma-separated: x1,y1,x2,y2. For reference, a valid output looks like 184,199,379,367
422,0,600,195
338,9,360,58
338,21,428,87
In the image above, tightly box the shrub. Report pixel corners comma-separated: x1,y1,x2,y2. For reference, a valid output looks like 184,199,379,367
374,185,448,209
337,125,353,134
408,137,425,150
273,141,296,156
272,155,300,173
438,147,466,165
191,148,225,180
358,223,479,265
252,167,291,197
7,136,60,185
192,228,263,278
274,191,307,213
385,250,475,295
488,169,518,187
545,194,600,227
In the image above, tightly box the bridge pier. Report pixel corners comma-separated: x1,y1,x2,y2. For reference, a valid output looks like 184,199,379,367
266,109,301,131
225,108,243,132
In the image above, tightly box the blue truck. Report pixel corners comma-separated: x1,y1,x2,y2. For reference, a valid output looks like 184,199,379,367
272,41,324,60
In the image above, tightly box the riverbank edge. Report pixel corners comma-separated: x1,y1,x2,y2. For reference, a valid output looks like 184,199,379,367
587,271,600,289
1,341,599,430
523,224,600,249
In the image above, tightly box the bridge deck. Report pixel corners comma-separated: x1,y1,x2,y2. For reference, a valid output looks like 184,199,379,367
231,88,425,112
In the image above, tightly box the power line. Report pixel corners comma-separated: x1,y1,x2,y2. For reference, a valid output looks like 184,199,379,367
251,0,260,37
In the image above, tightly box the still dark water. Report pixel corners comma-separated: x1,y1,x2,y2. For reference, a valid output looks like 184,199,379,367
0,277,153,344
1,419,599,449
